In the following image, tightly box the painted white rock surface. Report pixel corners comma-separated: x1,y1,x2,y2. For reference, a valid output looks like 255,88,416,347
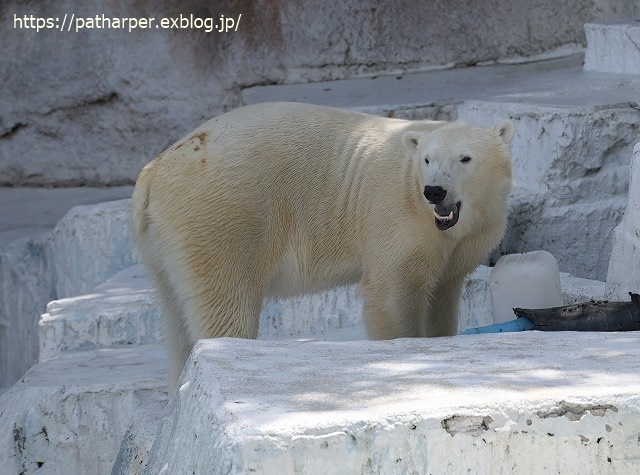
0,345,167,475
39,262,608,361
111,399,168,475
1,197,135,389
50,199,136,299
39,265,160,361
584,20,640,74
560,272,606,304
458,97,640,281
146,334,640,474
606,141,640,300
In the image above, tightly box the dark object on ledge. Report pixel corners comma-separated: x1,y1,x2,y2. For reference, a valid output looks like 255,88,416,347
513,292,640,332
461,293,640,335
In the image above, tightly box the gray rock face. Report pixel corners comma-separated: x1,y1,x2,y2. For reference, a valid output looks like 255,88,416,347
0,0,632,186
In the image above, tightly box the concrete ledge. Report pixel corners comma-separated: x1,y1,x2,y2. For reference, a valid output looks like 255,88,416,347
242,55,587,120
585,20,640,74
146,334,640,474
0,345,167,475
39,265,160,361
39,263,606,359
260,285,365,340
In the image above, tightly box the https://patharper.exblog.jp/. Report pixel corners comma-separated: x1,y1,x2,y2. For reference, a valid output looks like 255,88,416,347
13,13,242,33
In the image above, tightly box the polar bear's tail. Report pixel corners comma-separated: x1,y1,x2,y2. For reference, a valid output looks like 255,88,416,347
130,163,153,253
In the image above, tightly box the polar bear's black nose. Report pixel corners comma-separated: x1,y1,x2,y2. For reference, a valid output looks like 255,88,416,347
424,186,447,204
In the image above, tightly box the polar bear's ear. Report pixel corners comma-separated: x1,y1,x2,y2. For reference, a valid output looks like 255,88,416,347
402,131,422,152
495,120,515,146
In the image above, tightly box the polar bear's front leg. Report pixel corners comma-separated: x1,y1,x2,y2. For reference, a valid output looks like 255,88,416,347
360,267,435,340
423,274,464,337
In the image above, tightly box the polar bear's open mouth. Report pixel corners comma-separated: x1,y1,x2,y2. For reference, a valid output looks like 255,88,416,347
433,202,461,231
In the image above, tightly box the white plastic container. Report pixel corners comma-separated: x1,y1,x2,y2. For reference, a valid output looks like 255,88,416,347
490,251,563,324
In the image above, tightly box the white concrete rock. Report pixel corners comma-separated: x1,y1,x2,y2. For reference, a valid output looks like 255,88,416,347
1,198,136,389
50,199,136,299
39,262,608,361
0,232,51,390
39,265,160,361
560,272,606,304
585,20,640,74
458,96,640,280
606,141,640,300
146,334,640,474
111,399,168,475
0,345,167,475
260,285,365,340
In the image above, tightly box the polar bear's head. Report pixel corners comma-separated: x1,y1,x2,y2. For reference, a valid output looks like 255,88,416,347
402,121,514,234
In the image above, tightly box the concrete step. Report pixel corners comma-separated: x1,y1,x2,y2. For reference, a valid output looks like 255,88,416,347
143,333,640,474
0,264,610,475
39,261,604,360
39,265,161,361
38,264,368,360
0,344,167,475
243,54,586,119
242,53,639,121
585,20,640,74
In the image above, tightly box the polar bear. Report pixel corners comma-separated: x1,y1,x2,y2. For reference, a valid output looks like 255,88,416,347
131,102,514,386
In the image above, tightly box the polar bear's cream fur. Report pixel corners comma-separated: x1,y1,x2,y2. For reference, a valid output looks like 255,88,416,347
131,102,514,385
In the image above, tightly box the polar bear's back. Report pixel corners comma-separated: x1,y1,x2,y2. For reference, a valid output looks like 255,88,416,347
143,103,422,231
132,103,413,299
149,102,383,199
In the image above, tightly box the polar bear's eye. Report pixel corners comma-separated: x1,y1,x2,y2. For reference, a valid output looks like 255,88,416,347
424,157,429,164
461,156,472,163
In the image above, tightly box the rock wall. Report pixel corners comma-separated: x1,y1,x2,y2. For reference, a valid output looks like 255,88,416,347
0,0,634,186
